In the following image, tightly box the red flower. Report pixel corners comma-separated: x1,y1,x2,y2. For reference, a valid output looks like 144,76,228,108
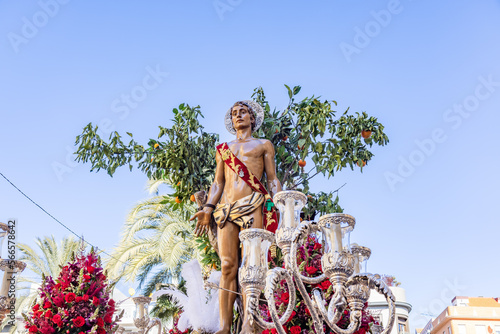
43,301,52,309
270,329,277,334
286,310,296,323
97,328,106,334
29,325,38,333
53,314,62,326
44,310,52,318
262,330,270,334
306,266,317,275
104,314,113,323
93,296,100,306
280,292,290,304
87,265,95,274
313,242,322,250
290,325,301,334
65,292,76,303
75,296,83,302
97,317,104,327
83,274,91,280
320,280,332,290
305,307,311,315
108,299,115,307
53,295,64,307
73,316,85,328
82,294,89,301
33,304,40,312
40,324,55,334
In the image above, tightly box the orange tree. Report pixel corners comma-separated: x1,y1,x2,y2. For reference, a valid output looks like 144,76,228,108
74,85,388,264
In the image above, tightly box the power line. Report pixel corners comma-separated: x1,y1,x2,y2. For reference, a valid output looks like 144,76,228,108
0,171,126,265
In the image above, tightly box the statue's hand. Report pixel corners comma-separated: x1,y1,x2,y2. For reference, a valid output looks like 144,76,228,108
190,209,212,237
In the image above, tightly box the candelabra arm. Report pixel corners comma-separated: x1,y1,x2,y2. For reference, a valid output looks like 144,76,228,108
248,267,296,333
366,274,396,334
311,284,346,328
288,221,324,334
144,318,161,334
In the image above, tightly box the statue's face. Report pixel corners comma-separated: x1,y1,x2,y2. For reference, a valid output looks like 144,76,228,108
231,104,255,131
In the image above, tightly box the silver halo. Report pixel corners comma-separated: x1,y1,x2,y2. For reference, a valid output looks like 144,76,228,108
225,100,264,135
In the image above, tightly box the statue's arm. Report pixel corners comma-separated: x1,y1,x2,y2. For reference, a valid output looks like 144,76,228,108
205,150,225,207
191,150,225,236
263,140,282,198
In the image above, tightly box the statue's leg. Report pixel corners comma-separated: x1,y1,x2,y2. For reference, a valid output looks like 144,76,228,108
240,209,263,334
216,222,240,334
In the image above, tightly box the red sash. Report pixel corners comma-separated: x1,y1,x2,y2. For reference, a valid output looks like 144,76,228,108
216,142,278,233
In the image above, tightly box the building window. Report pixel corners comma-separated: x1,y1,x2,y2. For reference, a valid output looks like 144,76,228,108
397,317,407,334
476,325,487,334
457,324,466,334
448,327,451,334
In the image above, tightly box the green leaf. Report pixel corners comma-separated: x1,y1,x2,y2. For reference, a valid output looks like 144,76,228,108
284,84,292,99
293,86,301,95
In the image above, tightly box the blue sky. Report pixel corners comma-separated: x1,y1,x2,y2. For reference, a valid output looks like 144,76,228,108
1,0,500,331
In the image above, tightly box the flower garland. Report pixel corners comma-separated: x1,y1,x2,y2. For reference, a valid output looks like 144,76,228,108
24,249,123,334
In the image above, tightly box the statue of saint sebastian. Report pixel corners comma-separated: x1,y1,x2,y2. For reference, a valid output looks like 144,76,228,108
191,100,282,334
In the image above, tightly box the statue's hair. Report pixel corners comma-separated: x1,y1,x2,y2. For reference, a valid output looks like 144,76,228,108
231,101,256,131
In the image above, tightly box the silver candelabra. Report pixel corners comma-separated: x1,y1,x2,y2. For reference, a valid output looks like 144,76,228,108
240,190,396,334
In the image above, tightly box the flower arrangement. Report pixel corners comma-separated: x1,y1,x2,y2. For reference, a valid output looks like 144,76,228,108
23,249,123,334
259,235,377,334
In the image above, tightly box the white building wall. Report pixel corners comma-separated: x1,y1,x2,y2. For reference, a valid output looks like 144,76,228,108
368,286,412,334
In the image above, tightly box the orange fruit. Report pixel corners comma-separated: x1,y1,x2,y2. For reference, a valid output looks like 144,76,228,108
175,197,181,204
357,160,366,167
150,157,153,162
154,143,159,149
283,136,288,141
177,181,181,186
361,130,372,139
275,129,279,134
190,194,195,202
297,145,304,150
298,160,306,168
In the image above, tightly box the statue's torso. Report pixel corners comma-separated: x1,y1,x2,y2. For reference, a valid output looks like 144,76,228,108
220,138,267,204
